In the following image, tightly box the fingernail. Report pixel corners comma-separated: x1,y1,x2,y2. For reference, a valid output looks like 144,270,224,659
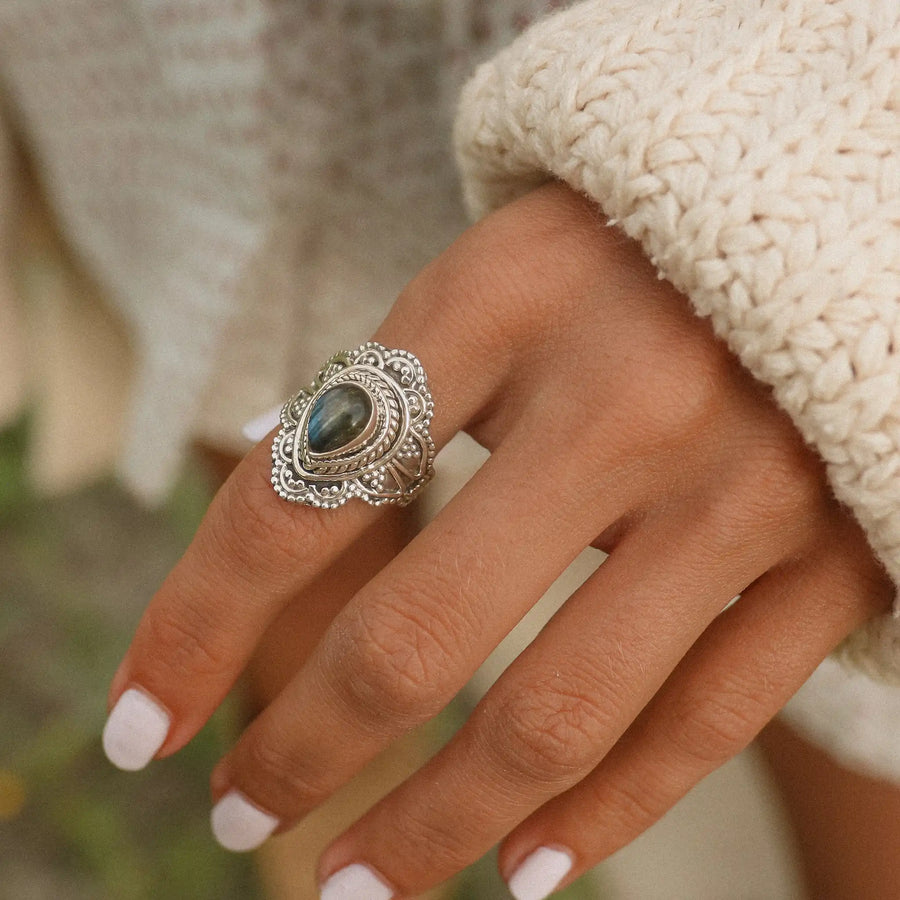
211,790,279,852
320,863,394,900
508,847,573,900
241,405,282,442
102,688,170,771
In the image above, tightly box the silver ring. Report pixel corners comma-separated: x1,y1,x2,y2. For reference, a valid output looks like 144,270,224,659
271,342,435,508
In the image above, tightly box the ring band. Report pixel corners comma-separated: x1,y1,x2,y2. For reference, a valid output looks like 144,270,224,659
271,342,435,508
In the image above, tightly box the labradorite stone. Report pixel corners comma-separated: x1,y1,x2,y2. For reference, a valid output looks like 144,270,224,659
308,384,372,453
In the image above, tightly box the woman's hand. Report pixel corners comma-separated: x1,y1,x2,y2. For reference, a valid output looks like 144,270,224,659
103,182,891,899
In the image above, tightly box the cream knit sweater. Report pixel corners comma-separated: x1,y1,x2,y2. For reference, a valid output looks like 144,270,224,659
456,0,900,680
0,1,898,758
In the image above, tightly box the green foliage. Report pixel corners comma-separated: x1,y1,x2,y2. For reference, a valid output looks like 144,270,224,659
0,413,32,521
0,420,607,899
0,423,258,899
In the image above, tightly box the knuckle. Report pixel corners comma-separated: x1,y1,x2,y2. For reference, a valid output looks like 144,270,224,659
611,341,731,456
601,775,669,836
389,808,473,874
395,185,607,366
238,730,328,812
753,444,822,521
664,683,763,765
208,464,336,583
725,437,826,547
486,680,609,785
224,465,295,550
327,583,462,727
652,364,724,440
836,535,895,617
140,602,231,683
798,526,893,622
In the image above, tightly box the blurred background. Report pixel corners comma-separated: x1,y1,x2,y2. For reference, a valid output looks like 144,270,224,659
0,414,262,900
0,416,607,899
0,402,805,900
0,77,604,899
0,5,840,895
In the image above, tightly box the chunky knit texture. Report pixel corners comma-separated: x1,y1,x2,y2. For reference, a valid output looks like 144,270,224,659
455,0,900,679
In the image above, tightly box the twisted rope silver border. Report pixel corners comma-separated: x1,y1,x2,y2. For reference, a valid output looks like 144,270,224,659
271,342,435,508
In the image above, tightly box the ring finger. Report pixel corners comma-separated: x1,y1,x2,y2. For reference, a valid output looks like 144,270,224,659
311,499,789,898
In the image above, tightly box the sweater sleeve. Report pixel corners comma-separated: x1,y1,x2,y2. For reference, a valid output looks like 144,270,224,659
454,0,900,680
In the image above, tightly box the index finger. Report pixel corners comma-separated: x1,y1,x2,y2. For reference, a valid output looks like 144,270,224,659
102,296,505,768
102,434,382,765
99,182,605,772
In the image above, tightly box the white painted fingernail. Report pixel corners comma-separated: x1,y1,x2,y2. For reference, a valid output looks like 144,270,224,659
241,405,282,442
508,847,573,900
320,863,394,900
102,688,170,771
211,790,279,852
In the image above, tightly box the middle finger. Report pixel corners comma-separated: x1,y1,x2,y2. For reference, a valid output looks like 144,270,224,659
207,425,632,851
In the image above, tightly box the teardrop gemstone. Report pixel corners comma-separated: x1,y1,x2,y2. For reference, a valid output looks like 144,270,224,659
307,384,373,454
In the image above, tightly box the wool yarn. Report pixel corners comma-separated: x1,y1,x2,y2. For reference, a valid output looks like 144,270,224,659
456,0,900,678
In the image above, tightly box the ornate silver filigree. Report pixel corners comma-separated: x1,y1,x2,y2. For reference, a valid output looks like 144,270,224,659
272,342,435,507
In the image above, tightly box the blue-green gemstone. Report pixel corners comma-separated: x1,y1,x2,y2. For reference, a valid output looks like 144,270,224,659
308,384,372,453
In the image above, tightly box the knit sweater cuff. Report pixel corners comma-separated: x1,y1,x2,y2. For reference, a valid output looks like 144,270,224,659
454,0,900,679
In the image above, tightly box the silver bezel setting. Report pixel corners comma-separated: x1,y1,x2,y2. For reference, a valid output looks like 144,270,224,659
272,342,435,507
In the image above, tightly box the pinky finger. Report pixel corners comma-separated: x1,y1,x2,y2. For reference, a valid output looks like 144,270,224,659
498,537,891,900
